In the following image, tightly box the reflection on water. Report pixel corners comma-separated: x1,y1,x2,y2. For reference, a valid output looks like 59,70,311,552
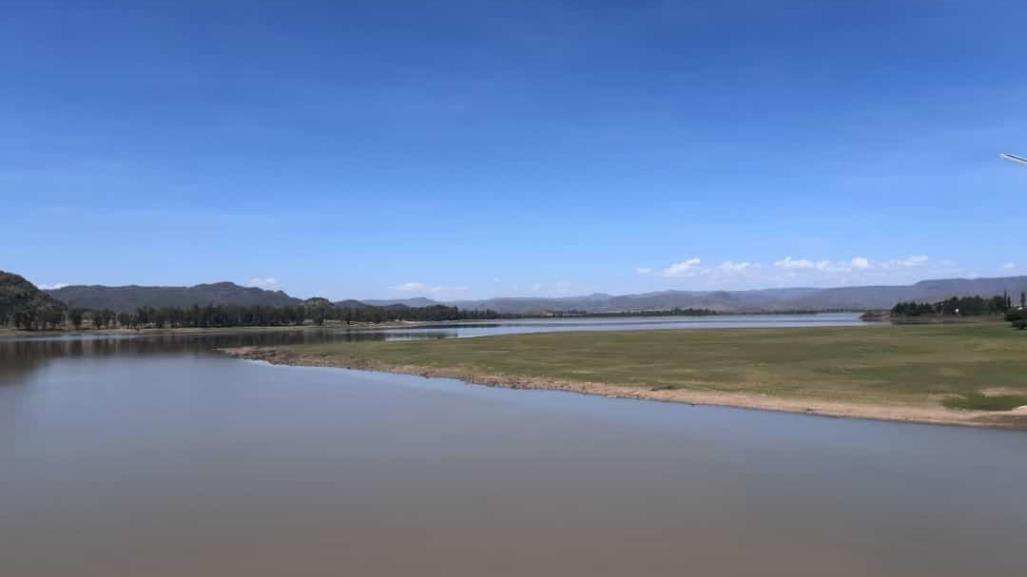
0,329,447,376
0,314,863,386
379,312,867,339
3,313,1024,576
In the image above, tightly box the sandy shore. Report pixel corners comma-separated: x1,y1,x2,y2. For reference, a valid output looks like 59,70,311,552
222,346,1027,430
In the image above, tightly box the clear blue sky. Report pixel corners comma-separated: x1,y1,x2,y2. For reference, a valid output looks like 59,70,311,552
2,1,1025,300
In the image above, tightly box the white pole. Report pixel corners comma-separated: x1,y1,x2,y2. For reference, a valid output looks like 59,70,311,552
1001,153,1027,166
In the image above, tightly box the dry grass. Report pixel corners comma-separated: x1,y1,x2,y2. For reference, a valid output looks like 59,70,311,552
270,325,1025,404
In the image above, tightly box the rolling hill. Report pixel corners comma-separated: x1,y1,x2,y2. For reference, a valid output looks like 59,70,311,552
448,276,1027,314
1,271,67,326
37,275,1027,315
45,282,302,312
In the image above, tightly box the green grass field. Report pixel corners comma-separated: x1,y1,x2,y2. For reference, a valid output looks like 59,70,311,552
269,323,1027,411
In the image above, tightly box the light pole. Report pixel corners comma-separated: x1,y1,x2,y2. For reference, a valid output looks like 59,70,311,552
1001,153,1027,166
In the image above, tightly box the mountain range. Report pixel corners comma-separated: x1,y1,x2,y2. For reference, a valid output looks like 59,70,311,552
38,275,1027,314
45,282,301,312
444,277,1027,313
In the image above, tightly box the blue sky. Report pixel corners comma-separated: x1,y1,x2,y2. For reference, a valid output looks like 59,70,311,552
2,1,1026,300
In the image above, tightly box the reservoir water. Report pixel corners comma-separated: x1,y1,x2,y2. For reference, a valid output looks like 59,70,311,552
2,315,1025,576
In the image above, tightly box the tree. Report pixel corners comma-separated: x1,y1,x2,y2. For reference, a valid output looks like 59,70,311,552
117,311,133,328
69,308,85,330
44,309,64,330
304,298,333,326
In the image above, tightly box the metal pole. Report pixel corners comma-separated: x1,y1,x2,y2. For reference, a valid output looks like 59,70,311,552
1001,153,1027,166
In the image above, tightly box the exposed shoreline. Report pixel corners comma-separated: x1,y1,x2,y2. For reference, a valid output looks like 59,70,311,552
222,345,1027,430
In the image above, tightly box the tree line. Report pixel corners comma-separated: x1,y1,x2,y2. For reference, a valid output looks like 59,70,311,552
5,301,503,331
547,307,718,317
5,307,66,330
891,294,1018,317
891,292,1027,329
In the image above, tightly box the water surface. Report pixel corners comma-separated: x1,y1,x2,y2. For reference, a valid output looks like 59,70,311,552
2,320,1025,576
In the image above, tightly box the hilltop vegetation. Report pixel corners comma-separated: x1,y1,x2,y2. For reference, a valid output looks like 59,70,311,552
2,270,500,331
46,282,301,311
0,271,67,329
38,275,1027,315
89,299,499,330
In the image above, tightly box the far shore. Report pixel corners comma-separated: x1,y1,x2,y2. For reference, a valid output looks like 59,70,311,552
0,320,433,337
221,324,1027,430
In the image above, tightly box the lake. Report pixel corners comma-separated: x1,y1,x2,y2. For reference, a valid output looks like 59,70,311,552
350,312,869,340
2,316,1025,576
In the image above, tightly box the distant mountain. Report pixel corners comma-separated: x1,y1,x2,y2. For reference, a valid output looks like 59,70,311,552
361,297,440,307
446,288,818,314
779,277,1027,311
446,276,1027,314
46,282,302,312
35,274,1027,315
1,271,66,325
333,299,374,309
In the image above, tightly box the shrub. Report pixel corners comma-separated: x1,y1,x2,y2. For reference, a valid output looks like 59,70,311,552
943,393,1027,411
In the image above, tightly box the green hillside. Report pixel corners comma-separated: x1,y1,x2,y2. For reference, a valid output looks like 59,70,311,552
0,271,67,329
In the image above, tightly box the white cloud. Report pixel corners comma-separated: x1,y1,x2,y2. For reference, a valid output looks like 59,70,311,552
717,261,756,273
1001,262,1016,270
899,255,928,267
393,282,426,292
775,256,817,270
638,258,759,283
392,281,469,295
38,283,68,290
880,255,929,270
248,277,279,289
636,253,953,290
775,256,913,274
661,258,702,277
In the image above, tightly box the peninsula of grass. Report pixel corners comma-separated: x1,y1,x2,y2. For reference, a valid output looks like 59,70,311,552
225,324,1027,428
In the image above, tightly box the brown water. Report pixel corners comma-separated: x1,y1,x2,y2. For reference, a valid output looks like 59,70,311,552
2,330,1025,576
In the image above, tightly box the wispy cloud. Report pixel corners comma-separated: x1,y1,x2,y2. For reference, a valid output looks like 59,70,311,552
774,255,926,274
882,255,929,269
662,257,702,277
638,258,761,279
716,261,757,273
637,254,955,289
248,277,279,289
393,282,427,292
392,281,469,296
1001,262,1017,270
774,256,819,270
38,282,68,290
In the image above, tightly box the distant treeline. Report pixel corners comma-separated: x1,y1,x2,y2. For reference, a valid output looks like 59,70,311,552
891,294,1020,317
546,308,718,318
6,301,503,331
890,292,1027,330
5,307,66,330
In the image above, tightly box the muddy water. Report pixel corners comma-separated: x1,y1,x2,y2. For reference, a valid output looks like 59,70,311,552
1,329,1025,576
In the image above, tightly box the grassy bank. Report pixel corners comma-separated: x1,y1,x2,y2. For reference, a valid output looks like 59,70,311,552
225,324,1027,428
